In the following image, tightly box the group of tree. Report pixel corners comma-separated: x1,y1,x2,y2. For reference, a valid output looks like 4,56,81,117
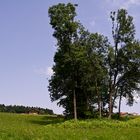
0,104,53,115
48,3,140,120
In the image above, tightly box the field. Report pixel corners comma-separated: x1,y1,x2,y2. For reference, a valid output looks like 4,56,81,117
0,113,140,140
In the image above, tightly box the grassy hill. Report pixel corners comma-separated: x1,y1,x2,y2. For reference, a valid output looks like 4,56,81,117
0,113,140,140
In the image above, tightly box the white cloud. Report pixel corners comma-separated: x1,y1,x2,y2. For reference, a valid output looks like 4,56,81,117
129,0,140,5
34,66,54,77
46,67,54,76
90,20,96,27
121,0,140,9
134,95,140,102
105,0,122,8
105,0,140,9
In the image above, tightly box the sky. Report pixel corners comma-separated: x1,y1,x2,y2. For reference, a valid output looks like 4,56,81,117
0,0,140,114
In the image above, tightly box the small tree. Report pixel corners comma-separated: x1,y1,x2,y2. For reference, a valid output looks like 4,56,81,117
108,9,140,118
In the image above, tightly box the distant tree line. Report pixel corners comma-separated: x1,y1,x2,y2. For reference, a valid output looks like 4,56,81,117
0,104,53,115
48,3,140,119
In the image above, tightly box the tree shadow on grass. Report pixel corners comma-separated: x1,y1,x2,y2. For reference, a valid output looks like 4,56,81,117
29,115,65,126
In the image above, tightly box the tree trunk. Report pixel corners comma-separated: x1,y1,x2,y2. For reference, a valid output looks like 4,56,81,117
118,93,122,119
95,80,102,118
112,86,118,110
99,100,102,118
86,97,89,110
73,89,77,120
108,93,112,119
108,83,113,119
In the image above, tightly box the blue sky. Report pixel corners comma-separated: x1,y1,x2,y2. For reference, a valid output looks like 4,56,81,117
0,0,140,114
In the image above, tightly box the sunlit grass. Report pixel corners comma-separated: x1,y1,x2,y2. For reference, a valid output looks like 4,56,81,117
0,112,140,140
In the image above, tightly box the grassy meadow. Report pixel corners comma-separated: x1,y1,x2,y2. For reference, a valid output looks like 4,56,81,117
0,113,140,140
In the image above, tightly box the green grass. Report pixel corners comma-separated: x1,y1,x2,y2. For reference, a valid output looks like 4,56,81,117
0,113,140,140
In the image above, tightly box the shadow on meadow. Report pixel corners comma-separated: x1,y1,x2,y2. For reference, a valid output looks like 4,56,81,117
29,113,139,127
29,115,65,126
